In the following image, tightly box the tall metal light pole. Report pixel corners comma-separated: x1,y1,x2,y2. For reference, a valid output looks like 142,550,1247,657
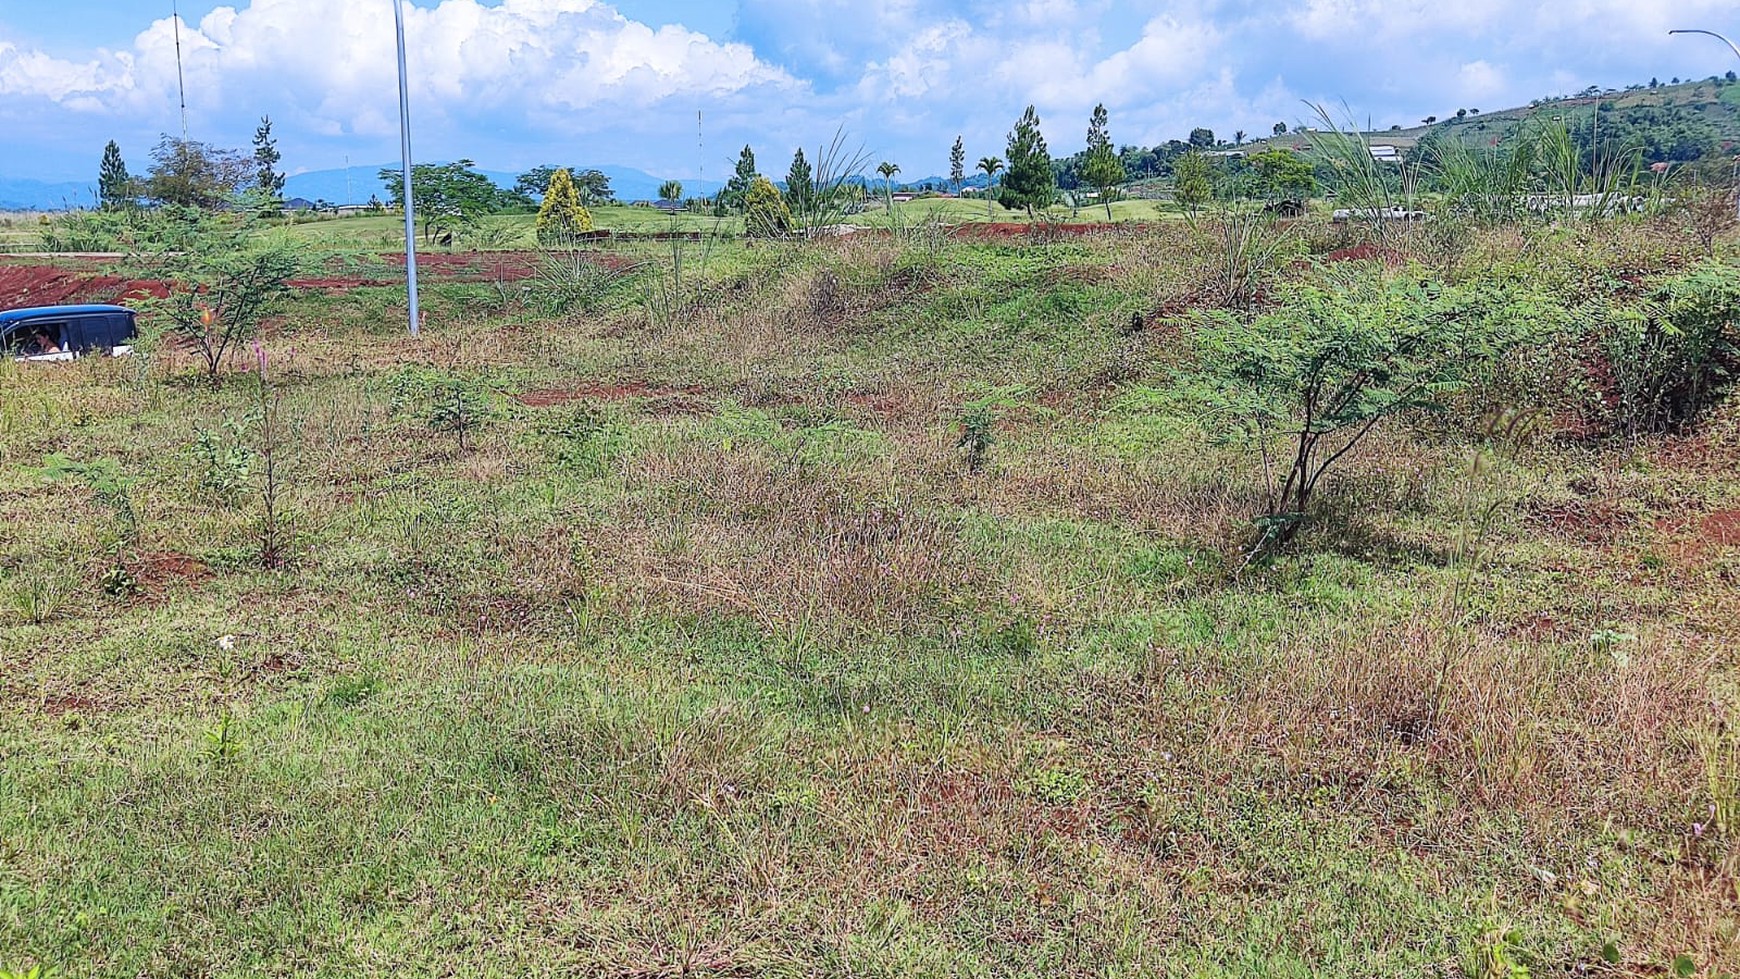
1669,29,1740,219
394,0,421,338
1668,29,1740,63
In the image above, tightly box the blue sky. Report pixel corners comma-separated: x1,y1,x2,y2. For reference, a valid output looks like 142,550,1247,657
1,0,1737,184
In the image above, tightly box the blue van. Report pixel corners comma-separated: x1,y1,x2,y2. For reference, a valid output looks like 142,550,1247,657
0,304,138,362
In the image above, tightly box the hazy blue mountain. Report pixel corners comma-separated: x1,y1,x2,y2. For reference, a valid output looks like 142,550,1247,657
0,178,97,211
283,164,723,205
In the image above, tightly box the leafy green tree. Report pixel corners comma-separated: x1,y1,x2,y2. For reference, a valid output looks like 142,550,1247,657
146,136,252,209
658,180,684,204
515,166,560,199
977,156,1003,218
252,116,285,213
744,176,793,238
1197,275,1535,548
517,166,613,206
1173,149,1212,213
1000,105,1055,219
1235,130,1247,145
1248,149,1317,200
876,161,901,213
786,148,814,218
569,169,613,206
535,168,595,243
724,145,757,209
1081,103,1126,220
950,135,966,194
98,140,134,210
1273,122,1288,137
1189,127,1216,148
378,160,508,242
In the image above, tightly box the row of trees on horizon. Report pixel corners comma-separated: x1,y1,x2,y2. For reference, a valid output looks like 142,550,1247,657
86,68,1740,227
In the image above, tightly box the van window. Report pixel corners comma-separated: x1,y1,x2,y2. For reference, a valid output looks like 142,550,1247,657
3,321,67,356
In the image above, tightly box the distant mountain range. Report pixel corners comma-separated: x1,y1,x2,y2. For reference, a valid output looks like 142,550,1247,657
0,164,723,211
0,178,97,211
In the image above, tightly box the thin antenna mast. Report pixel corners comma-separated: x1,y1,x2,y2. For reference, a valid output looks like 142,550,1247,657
172,0,189,139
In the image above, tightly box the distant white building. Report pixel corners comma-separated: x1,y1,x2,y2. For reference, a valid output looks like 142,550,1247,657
1368,145,1401,163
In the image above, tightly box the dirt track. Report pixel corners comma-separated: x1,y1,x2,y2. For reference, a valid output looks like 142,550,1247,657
0,252,562,308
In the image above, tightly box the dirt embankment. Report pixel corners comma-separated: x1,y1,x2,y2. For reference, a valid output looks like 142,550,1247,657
0,265,170,308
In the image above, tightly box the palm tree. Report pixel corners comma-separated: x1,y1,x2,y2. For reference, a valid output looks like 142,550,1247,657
978,156,1003,219
876,161,901,216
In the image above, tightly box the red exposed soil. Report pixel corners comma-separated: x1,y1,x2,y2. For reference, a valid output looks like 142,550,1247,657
0,265,171,308
1701,510,1740,547
39,692,102,717
1527,499,1635,544
0,250,638,307
1652,509,1740,567
133,551,213,593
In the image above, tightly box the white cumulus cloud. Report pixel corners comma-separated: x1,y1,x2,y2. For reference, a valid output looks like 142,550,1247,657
0,0,801,166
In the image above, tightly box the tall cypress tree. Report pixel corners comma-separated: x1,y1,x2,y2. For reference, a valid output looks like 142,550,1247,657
1081,104,1125,220
253,116,285,212
98,140,133,210
724,145,757,210
1001,105,1055,219
949,136,965,194
786,148,814,218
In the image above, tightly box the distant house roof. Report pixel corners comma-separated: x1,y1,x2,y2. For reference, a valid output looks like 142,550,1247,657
652,199,684,212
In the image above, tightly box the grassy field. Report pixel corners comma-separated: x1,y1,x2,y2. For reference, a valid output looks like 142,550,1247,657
264,199,1175,251
2,216,1738,977
0,215,51,254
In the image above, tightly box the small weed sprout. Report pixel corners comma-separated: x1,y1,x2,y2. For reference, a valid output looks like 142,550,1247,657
429,378,496,454
252,343,293,568
1468,927,1534,979
3,570,69,625
192,417,254,502
202,713,243,764
1019,768,1089,806
957,403,997,473
39,454,140,594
